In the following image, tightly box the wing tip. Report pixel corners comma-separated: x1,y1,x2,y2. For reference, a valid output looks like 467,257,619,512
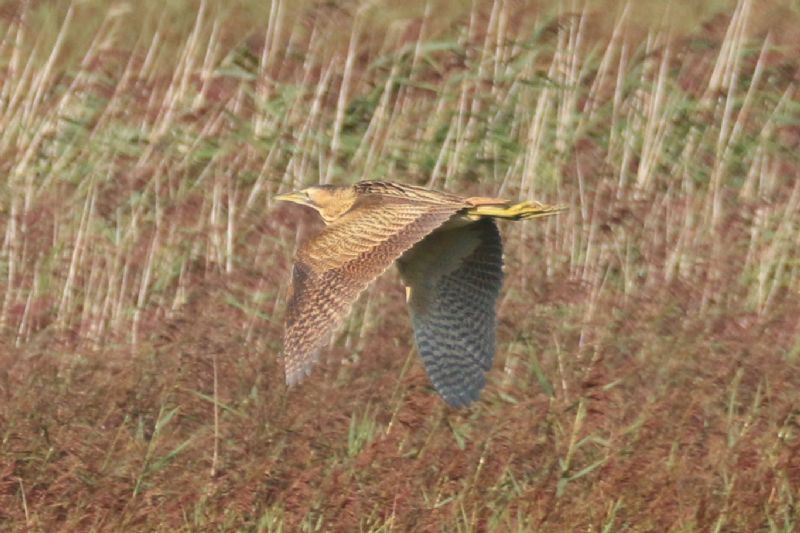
428,367,488,407
285,367,307,387
441,390,482,408
283,349,321,387
437,378,485,407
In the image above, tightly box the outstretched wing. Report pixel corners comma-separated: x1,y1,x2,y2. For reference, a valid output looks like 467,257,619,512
283,198,463,386
396,219,504,407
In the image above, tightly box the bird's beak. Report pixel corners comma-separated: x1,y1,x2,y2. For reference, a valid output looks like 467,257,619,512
274,191,307,205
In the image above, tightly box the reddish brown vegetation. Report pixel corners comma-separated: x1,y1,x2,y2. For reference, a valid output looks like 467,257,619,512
1,207,798,529
1,0,799,530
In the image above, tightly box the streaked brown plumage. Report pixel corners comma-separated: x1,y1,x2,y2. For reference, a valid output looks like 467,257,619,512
276,180,564,406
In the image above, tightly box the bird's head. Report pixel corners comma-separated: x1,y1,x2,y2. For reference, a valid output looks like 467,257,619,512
275,184,358,224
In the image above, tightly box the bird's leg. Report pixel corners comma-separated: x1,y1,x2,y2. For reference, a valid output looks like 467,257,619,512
467,200,566,220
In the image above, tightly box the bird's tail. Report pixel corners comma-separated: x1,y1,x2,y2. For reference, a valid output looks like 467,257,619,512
467,200,567,220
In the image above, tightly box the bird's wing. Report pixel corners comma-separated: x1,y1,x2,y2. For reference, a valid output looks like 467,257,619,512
283,199,463,386
396,219,504,407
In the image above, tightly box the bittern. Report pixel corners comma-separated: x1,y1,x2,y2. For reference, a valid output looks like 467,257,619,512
276,180,564,406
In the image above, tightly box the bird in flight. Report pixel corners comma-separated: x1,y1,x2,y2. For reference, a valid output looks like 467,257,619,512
276,181,564,406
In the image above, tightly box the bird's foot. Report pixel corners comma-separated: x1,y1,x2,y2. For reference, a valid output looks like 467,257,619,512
469,201,566,220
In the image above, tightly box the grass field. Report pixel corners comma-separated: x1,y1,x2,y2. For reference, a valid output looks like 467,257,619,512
1,0,799,530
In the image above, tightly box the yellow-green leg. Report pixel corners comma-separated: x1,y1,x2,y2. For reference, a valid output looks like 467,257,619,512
467,200,566,220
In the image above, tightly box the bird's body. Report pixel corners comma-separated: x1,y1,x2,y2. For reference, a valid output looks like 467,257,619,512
276,180,564,406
